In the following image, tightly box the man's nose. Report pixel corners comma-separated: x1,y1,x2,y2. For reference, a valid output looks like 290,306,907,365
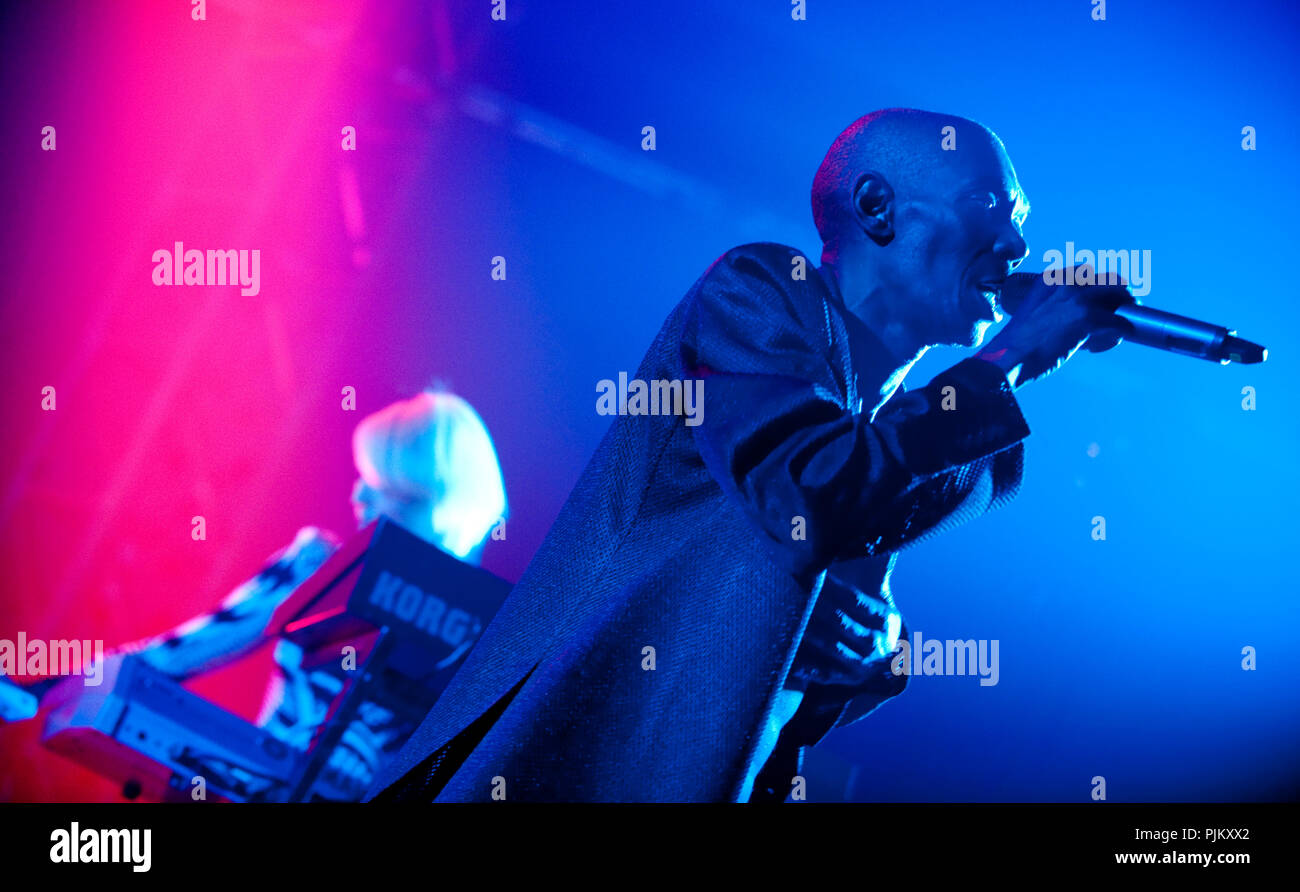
994,223,1029,270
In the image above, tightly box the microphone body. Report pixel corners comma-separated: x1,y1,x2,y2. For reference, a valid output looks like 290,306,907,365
1000,272,1266,365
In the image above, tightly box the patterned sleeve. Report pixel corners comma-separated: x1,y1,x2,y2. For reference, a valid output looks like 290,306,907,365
116,527,340,680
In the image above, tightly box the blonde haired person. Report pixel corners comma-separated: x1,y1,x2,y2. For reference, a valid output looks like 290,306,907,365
351,390,506,565
109,389,506,800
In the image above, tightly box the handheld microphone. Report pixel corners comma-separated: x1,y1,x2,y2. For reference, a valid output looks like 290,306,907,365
1000,272,1267,365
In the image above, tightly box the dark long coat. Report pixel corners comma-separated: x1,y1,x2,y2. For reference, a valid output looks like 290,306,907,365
367,243,1030,802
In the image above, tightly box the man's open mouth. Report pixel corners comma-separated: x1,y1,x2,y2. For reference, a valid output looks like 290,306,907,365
972,279,1004,318
976,280,1003,303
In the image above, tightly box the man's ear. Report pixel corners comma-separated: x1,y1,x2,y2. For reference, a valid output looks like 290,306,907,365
852,172,895,245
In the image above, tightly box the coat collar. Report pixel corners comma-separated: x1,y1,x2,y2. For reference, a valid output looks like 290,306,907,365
815,262,911,415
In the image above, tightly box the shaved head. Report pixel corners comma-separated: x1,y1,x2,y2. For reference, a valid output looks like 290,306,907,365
812,108,1022,246
810,108,1031,353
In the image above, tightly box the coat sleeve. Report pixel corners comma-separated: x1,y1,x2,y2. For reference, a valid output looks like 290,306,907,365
679,245,1031,584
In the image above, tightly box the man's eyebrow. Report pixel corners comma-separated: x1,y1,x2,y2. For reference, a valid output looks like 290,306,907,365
1004,181,1030,219
1014,191,1031,218
958,178,1030,217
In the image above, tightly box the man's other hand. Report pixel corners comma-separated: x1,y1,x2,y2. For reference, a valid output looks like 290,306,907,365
790,581,904,691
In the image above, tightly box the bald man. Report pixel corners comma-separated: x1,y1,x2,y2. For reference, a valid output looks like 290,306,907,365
369,108,1131,803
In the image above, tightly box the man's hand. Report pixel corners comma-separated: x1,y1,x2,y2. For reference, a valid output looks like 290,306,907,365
789,579,905,691
979,265,1135,389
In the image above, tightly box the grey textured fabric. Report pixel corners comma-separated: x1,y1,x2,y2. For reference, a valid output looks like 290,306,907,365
367,242,1030,802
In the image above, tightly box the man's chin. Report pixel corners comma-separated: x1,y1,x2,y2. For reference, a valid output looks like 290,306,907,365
954,294,1001,347
965,317,998,349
